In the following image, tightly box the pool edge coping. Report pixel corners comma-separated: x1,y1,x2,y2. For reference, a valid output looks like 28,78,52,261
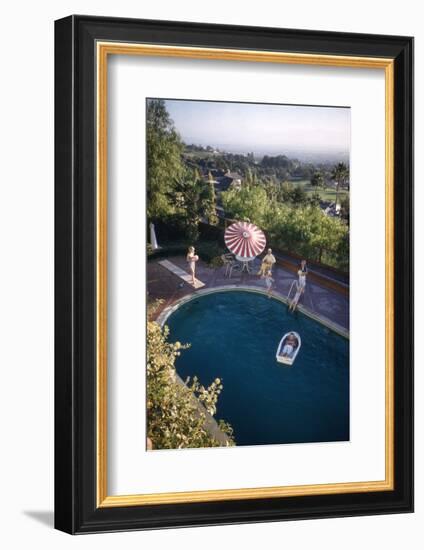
156,285,349,339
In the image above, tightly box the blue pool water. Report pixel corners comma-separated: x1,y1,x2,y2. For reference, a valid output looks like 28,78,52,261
166,291,349,446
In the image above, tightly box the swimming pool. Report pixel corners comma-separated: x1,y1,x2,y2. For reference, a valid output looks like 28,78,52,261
166,290,349,447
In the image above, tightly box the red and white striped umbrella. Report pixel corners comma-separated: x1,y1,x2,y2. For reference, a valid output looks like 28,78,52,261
224,221,266,259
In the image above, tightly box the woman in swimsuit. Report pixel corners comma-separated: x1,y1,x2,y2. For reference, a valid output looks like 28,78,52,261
186,246,199,285
298,260,308,292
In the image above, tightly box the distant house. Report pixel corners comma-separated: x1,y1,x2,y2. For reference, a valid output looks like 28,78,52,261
320,200,341,217
201,168,225,183
214,176,233,193
319,199,331,209
210,169,225,178
225,170,242,188
214,170,242,194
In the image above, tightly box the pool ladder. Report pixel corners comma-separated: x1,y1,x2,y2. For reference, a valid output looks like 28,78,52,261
287,279,298,301
287,279,302,309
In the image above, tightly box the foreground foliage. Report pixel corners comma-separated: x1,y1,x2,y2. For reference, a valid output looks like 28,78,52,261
147,318,234,449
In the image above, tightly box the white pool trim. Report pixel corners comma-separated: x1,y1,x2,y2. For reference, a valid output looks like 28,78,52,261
156,285,349,339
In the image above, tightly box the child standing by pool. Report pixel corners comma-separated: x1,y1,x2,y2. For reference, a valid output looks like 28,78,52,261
264,268,274,297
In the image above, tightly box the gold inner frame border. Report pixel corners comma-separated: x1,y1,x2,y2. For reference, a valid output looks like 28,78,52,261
96,42,394,508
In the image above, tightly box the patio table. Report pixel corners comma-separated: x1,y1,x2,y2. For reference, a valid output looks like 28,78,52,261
235,255,256,274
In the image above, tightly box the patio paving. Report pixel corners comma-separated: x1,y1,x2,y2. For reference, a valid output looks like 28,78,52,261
148,255,349,332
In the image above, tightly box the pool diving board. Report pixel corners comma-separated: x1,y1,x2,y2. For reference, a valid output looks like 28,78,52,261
158,259,205,289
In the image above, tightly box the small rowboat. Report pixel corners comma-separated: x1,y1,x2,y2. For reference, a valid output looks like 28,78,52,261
276,332,301,366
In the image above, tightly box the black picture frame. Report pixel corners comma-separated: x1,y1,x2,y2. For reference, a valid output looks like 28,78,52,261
55,15,414,534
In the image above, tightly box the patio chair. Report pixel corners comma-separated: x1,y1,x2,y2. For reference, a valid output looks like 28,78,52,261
221,254,241,278
228,261,241,278
221,254,232,276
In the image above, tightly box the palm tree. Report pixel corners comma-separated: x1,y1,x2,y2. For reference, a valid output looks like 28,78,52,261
331,162,349,208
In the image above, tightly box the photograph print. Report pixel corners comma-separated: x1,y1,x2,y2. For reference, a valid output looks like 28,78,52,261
146,98,350,451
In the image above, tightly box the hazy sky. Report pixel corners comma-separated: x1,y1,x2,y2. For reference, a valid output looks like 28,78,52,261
162,99,350,159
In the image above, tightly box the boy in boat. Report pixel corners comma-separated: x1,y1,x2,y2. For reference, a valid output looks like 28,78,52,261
281,333,297,357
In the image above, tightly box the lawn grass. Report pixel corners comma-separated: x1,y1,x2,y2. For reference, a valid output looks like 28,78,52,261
308,187,349,202
291,180,349,202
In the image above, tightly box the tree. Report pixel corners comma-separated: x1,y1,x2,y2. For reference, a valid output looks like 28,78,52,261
290,184,308,205
146,99,184,219
309,191,321,207
221,185,268,227
220,179,349,269
263,202,349,269
280,181,295,203
311,171,325,188
170,174,216,241
206,174,219,226
308,208,349,263
244,167,254,187
147,319,234,449
331,162,349,207
339,195,350,223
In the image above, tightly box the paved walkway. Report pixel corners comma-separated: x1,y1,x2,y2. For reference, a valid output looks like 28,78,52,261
275,251,349,285
148,255,349,332
158,259,205,289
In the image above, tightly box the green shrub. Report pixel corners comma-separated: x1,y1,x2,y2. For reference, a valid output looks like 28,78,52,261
208,256,224,268
147,241,189,261
147,239,225,264
196,241,225,263
222,185,349,271
147,318,235,449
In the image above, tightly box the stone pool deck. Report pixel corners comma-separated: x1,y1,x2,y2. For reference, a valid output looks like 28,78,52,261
148,255,349,333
